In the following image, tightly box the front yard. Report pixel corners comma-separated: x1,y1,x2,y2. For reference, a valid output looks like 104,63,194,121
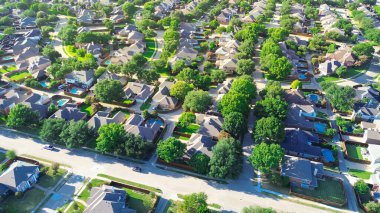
38,167,67,189
316,63,370,83
1,188,45,213
143,38,157,59
291,178,346,205
0,65,16,74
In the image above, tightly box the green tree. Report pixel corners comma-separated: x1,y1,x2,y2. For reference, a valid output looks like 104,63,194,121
268,27,289,42
209,137,242,178
60,120,93,148
124,133,150,159
365,202,380,213
6,104,39,129
193,75,211,91
40,118,67,144
176,68,199,84
6,150,16,160
218,91,250,117
236,59,255,75
156,137,186,163
179,193,209,213
42,46,61,63
260,81,283,98
290,79,302,89
230,75,257,100
354,179,369,194
96,123,125,154
58,25,77,45
94,79,124,103
268,57,292,80
183,90,212,113
188,153,210,175
222,112,247,138
255,98,288,120
321,82,356,112
178,112,196,128
254,117,285,144
171,59,186,74
250,143,284,174
336,66,347,78
170,81,192,101
353,43,374,57
242,206,277,213
4,27,15,35
210,69,226,83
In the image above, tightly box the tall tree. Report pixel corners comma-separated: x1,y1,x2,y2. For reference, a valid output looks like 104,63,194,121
60,120,93,148
183,90,212,113
40,118,67,144
170,81,192,101
255,98,288,120
94,79,124,103
6,104,39,129
96,123,126,154
250,143,284,174
222,112,247,138
254,117,285,144
179,193,209,213
157,137,186,163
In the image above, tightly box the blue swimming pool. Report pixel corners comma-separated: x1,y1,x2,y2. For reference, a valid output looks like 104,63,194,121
322,149,335,162
104,60,111,65
299,74,307,80
39,81,49,88
51,193,62,201
309,94,319,103
70,88,79,94
2,56,13,60
314,122,327,133
146,118,163,127
57,99,69,107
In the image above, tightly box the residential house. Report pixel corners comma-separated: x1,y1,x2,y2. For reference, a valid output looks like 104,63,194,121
152,80,178,110
168,47,198,67
65,69,95,89
118,25,137,37
242,15,256,23
127,31,144,44
88,111,126,132
20,17,36,28
24,29,41,40
364,129,380,145
284,89,316,117
13,38,38,55
77,9,95,25
14,46,40,64
110,14,125,23
84,185,136,213
285,103,315,130
0,161,39,196
111,40,146,64
124,82,154,103
50,103,87,121
218,58,238,74
318,59,341,76
216,8,236,24
22,93,50,119
185,133,216,159
355,86,380,106
97,71,127,86
197,115,223,141
281,155,324,189
326,46,356,67
0,89,31,115
124,114,161,142
352,106,380,122
282,128,322,161
85,42,102,59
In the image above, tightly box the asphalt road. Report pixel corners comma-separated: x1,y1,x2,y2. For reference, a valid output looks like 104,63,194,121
0,128,332,213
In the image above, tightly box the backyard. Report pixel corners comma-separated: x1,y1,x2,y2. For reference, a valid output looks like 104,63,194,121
80,104,94,116
348,169,372,180
173,123,200,140
1,188,45,213
38,167,67,189
346,144,366,160
9,70,31,82
143,38,157,59
291,178,346,205
124,188,156,213
140,100,152,111
0,65,16,74
66,201,85,213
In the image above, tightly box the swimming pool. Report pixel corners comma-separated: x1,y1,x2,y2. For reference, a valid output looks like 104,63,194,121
309,94,319,103
146,118,164,127
104,60,111,65
39,81,49,88
322,149,335,162
70,88,79,94
314,122,327,134
57,99,69,107
299,74,307,80
2,56,13,61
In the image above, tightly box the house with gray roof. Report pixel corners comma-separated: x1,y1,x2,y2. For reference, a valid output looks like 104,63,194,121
152,80,178,110
319,59,341,76
168,47,198,67
185,133,216,159
0,161,39,196
85,42,102,59
65,69,95,89
50,104,87,121
124,82,154,103
281,155,324,189
0,89,31,114
197,115,224,140
285,103,315,131
77,9,95,25
95,71,127,86
365,130,380,145
14,46,40,64
88,111,126,132
127,31,144,44
84,185,136,213
282,129,322,161
218,58,238,74
124,114,160,142
24,29,41,40
20,17,36,28
13,38,39,55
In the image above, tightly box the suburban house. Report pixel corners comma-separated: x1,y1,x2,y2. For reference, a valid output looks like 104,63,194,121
281,128,322,161
24,29,41,40
318,59,341,76
185,133,216,159
218,58,238,74
50,104,87,121
281,155,324,189
110,14,124,23
13,38,39,55
0,161,40,196
216,8,236,24
197,115,224,141
84,185,136,213
285,104,315,131
111,40,146,64
0,89,31,115
14,46,40,64
364,129,380,145
118,25,137,38
124,114,160,142
77,9,95,25
96,71,127,86
168,47,198,67
20,17,36,28
352,105,380,122
326,46,356,67
284,90,316,117
65,69,95,89
355,86,379,106
87,111,126,132
22,93,50,119
127,31,144,44
152,80,178,110
124,82,154,103
85,43,103,59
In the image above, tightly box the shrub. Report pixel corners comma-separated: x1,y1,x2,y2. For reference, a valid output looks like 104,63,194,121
354,179,369,194
6,150,16,160
15,192,23,199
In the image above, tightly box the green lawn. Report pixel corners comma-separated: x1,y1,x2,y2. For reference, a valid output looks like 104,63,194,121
177,124,200,135
173,133,190,141
66,201,85,213
140,100,152,111
292,178,346,205
80,104,94,116
123,99,134,105
97,174,162,193
0,65,16,74
9,70,31,82
373,5,380,16
38,167,67,189
317,63,370,83
78,179,108,201
346,144,363,160
2,188,45,213
349,169,372,180
124,188,155,213
143,38,157,59
316,74,340,83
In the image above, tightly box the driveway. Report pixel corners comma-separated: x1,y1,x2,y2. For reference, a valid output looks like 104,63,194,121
0,128,332,213
52,16,69,59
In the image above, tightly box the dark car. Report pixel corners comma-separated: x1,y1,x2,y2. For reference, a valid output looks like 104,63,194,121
43,145,54,150
132,167,142,172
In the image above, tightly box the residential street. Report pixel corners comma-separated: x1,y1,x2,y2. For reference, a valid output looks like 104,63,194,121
0,128,336,213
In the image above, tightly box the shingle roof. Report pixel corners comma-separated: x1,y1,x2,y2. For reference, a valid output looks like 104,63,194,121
0,161,39,192
281,129,321,158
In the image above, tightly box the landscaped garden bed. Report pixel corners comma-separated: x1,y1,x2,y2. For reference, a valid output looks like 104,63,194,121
0,65,16,74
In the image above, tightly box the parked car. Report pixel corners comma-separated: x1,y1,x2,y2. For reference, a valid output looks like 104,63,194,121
132,167,142,172
43,145,54,150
